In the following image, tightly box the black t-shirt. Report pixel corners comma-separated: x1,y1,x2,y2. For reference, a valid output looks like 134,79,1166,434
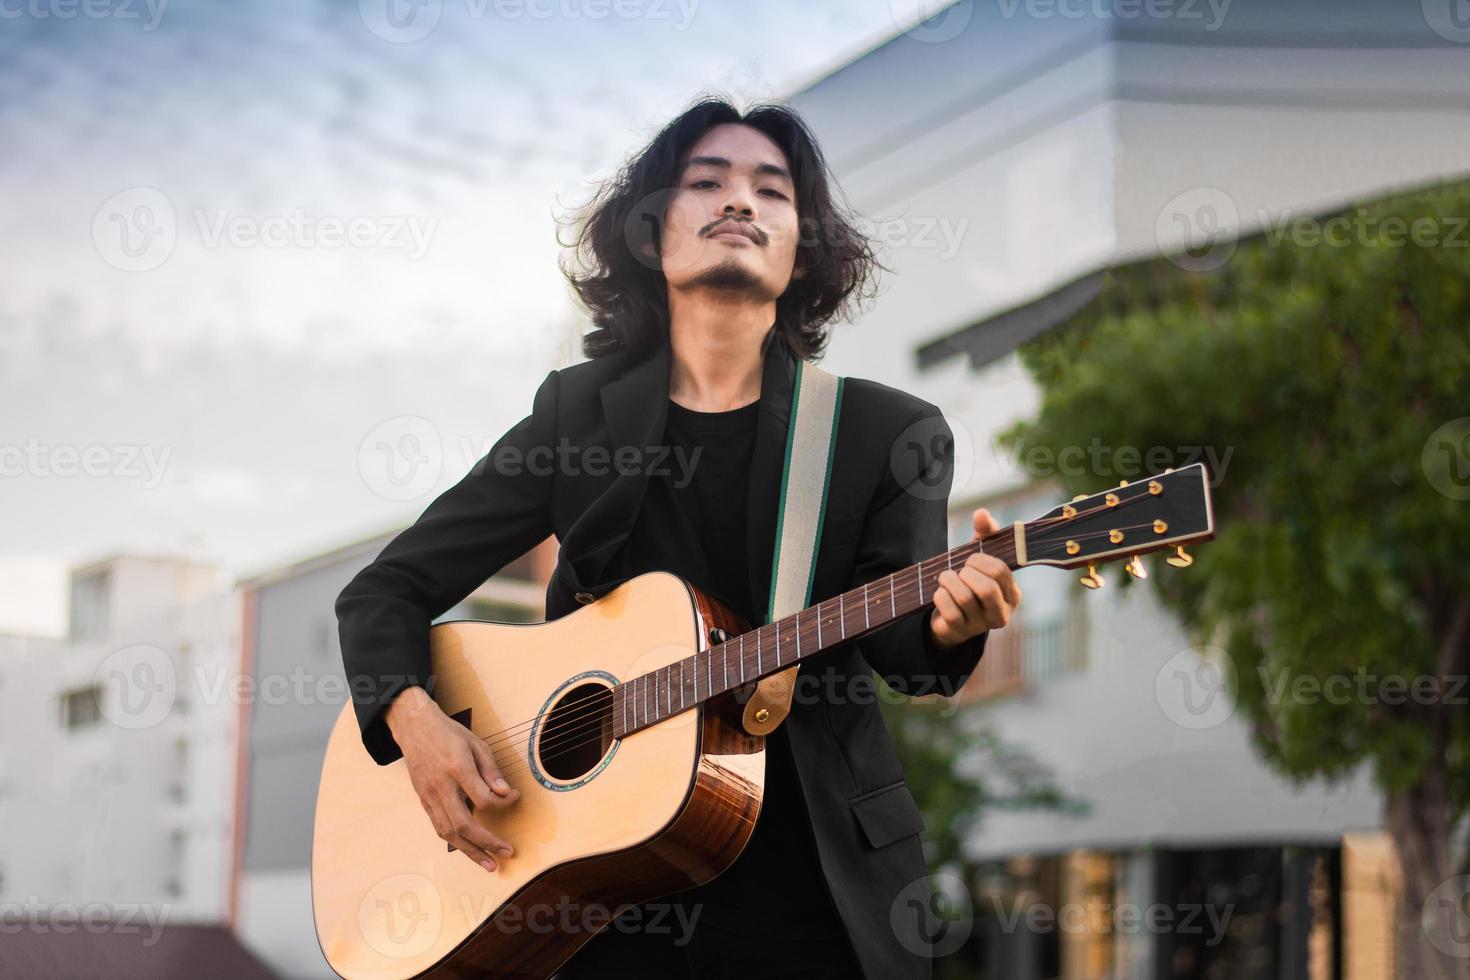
617,397,847,938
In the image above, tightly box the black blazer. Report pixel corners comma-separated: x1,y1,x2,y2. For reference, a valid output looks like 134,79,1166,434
335,328,988,980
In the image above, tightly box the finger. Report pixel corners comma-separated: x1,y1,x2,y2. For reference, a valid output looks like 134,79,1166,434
441,792,514,868
957,566,1011,629
932,583,978,640
421,793,452,844
936,569,986,634
972,507,1000,538
966,553,1021,608
424,794,497,871
470,736,518,801
449,752,500,812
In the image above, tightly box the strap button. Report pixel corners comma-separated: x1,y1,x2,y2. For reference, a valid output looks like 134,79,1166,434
574,591,596,605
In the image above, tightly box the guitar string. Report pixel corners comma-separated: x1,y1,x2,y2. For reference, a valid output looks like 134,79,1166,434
458,489,1144,761
470,514,1170,775
462,489,1183,797
470,533,1012,761
470,515,1179,777
468,512,1171,762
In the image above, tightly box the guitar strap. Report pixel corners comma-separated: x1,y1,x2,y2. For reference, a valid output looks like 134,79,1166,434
741,359,844,737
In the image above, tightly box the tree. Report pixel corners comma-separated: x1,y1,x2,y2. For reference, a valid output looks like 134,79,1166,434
882,697,1085,872
881,695,1086,980
1003,179,1470,979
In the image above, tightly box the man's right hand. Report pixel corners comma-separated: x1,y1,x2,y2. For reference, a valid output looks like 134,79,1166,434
385,686,519,873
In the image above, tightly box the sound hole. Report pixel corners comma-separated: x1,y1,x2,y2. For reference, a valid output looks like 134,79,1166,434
537,682,615,782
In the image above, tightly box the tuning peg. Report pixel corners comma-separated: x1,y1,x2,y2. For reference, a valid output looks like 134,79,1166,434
1166,546,1193,568
1079,563,1105,589
1124,555,1148,579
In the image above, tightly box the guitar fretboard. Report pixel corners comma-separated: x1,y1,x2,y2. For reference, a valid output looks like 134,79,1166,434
611,525,1018,738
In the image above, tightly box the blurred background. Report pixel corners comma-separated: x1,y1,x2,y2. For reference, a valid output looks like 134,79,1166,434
3,1,1468,977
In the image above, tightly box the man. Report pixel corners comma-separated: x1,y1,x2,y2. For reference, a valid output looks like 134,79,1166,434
335,97,1020,979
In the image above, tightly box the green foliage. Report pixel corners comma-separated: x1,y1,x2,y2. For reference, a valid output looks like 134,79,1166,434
881,697,1086,870
1002,180,1470,814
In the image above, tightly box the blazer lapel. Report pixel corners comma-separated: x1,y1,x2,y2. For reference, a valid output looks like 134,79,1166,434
560,342,672,592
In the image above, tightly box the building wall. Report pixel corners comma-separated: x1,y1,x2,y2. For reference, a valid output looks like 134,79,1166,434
0,559,239,928
779,0,1427,887
788,2,1470,503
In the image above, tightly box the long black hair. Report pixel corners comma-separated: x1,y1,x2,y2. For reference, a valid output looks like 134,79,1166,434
558,96,883,362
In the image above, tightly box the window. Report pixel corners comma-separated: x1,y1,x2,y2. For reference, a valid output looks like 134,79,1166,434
69,569,112,641
60,685,103,730
175,641,191,715
169,737,188,804
165,829,185,897
311,620,331,660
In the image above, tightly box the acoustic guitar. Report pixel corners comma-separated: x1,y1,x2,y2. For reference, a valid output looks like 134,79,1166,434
312,464,1215,979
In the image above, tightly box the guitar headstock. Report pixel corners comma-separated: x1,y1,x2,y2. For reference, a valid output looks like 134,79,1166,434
1017,464,1215,587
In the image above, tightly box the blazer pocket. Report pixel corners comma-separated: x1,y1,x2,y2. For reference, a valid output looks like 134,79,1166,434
849,779,926,849
822,514,865,549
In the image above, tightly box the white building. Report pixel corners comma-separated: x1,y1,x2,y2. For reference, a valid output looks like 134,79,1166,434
0,556,241,925
785,1,1464,976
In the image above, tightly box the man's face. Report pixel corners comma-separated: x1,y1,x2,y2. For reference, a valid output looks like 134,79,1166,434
659,123,800,300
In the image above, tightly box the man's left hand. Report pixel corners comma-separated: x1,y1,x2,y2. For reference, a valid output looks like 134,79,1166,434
930,508,1021,649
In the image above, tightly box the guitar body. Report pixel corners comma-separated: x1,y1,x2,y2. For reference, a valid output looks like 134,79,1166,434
312,571,764,980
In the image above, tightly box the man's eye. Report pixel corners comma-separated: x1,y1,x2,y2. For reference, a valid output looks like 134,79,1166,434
687,180,785,199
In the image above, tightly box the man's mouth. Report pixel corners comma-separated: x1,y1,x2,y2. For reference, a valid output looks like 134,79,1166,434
707,222,760,244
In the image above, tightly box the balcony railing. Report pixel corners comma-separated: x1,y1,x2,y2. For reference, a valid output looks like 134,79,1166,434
958,616,1086,703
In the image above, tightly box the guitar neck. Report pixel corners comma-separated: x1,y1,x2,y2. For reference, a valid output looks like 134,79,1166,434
611,525,1021,738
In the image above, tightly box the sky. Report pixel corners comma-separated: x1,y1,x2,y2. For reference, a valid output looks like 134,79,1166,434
0,0,955,635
